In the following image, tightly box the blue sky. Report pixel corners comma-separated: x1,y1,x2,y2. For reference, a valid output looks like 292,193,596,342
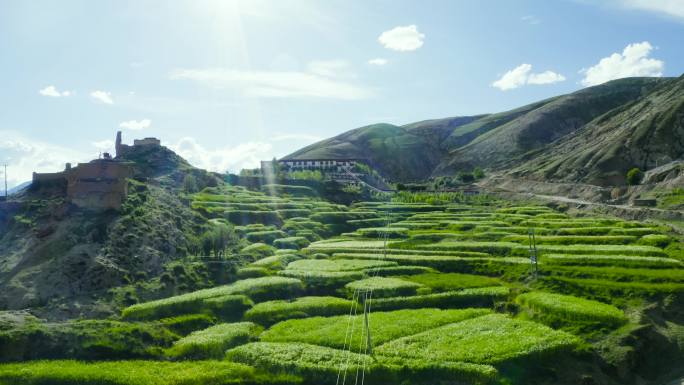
1,0,683,188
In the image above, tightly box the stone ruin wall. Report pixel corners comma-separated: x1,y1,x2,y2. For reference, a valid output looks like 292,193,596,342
66,161,133,210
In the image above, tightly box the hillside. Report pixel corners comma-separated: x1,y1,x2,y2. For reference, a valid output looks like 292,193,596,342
511,75,684,186
0,145,223,319
286,77,678,186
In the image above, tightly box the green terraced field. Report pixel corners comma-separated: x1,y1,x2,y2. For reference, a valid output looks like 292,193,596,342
7,188,683,385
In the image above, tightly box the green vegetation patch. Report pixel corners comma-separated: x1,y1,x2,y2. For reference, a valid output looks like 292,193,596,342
345,277,423,298
543,254,683,269
285,258,398,272
226,342,497,385
122,277,304,320
0,360,290,385
355,227,409,238
167,322,262,359
245,296,354,326
516,292,627,327
371,287,510,311
503,235,637,245
260,308,490,350
398,272,501,292
273,237,310,249
376,313,581,365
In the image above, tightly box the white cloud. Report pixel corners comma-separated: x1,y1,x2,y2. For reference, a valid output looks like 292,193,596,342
520,15,541,25
368,58,388,66
90,90,114,104
169,64,373,100
491,64,566,90
528,70,567,85
618,0,684,20
39,85,71,97
307,60,353,78
271,133,324,143
0,131,93,188
580,41,664,87
169,137,273,173
378,25,425,51
119,119,151,131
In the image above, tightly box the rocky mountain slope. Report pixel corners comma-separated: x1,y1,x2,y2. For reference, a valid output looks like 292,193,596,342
287,76,682,186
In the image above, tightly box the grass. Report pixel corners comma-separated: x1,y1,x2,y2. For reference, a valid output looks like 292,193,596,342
285,258,398,272
376,313,581,365
121,277,304,320
273,237,310,249
158,314,216,336
344,277,423,298
0,360,294,385
166,322,262,359
260,308,491,350
546,265,684,283
370,287,510,311
516,292,627,327
397,272,501,292
503,235,637,245
226,342,497,385
542,254,683,269
355,227,409,238
244,296,354,326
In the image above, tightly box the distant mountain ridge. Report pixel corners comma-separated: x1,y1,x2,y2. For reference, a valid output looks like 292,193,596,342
286,76,683,185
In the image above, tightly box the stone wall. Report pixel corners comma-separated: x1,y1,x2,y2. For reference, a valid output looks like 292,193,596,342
66,160,133,210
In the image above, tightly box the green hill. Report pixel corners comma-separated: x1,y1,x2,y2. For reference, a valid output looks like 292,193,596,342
286,77,679,185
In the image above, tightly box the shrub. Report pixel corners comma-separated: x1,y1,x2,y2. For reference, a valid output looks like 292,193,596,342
638,234,672,248
240,243,276,259
273,237,310,249
0,320,177,361
516,292,627,327
244,296,354,326
158,314,216,336
260,308,490,350
371,287,510,311
376,313,581,365
626,167,643,185
245,230,287,244
0,360,292,385
166,322,262,359
345,277,423,298
237,267,270,279
121,277,304,320
202,295,254,320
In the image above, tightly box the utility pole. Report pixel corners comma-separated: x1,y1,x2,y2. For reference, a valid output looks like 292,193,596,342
3,164,7,199
528,228,539,278
362,294,373,356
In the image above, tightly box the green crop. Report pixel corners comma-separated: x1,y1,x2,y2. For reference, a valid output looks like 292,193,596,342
260,308,490,349
543,254,683,269
245,296,354,326
345,277,423,297
370,287,510,311
285,258,398,272
516,292,627,327
226,342,497,385
0,360,294,385
398,272,501,292
121,277,304,320
166,322,262,359
503,235,637,245
376,313,580,364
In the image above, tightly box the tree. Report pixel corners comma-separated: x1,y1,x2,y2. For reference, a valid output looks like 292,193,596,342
626,168,643,185
183,174,198,193
473,167,485,179
457,172,475,183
